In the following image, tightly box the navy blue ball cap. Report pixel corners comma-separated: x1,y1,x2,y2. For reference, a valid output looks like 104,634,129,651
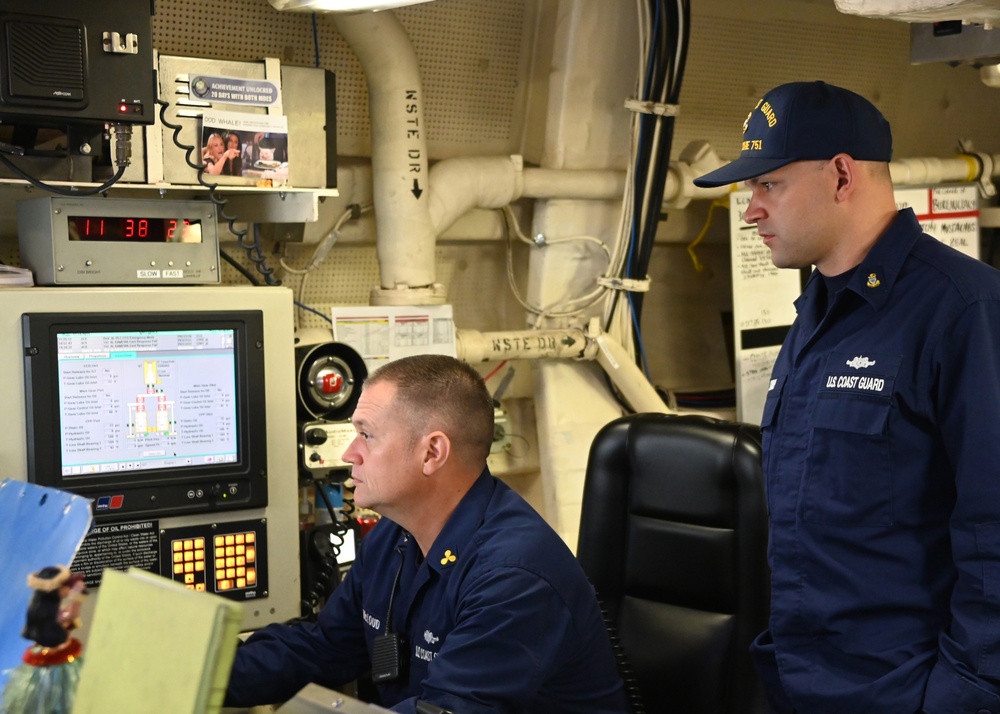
693,81,893,188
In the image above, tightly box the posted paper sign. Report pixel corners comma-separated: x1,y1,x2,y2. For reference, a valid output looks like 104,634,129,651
895,185,980,259
330,305,457,374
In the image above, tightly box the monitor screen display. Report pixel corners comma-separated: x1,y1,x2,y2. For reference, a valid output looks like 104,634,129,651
22,311,268,520
56,326,238,477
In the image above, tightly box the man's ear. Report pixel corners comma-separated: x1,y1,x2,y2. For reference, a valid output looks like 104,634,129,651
421,431,451,475
831,154,855,200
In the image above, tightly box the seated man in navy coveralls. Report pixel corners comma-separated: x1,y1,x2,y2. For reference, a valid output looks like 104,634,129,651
695,81,1000,713
225,354,628,714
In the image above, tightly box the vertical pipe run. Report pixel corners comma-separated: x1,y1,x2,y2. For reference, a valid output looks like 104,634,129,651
333,11,437,293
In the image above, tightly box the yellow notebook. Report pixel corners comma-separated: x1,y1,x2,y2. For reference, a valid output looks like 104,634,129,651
72,567,242,714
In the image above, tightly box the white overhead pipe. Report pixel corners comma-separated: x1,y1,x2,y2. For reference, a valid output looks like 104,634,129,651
682,140,1000,199
333,11,442,305
455,322,677,415
456,326,594,363
427,142,1000,240
427,156,630,236
428,156,524,236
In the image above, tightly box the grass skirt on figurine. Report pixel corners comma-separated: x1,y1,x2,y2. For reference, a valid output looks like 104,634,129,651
0,639,82,714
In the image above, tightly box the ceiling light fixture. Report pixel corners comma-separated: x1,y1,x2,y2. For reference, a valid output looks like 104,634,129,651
267,0,434,12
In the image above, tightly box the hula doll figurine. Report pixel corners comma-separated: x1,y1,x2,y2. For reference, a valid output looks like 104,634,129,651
1,565,87,714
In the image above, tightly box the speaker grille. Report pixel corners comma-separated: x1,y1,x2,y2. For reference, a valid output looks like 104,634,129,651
5,17,85,101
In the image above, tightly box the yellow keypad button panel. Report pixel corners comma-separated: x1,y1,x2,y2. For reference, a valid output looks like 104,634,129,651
213,530,258,593
168,537,207,591
160,520,266,602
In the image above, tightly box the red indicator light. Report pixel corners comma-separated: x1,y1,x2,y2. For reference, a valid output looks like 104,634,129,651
118,103,129,113
321,372,343,394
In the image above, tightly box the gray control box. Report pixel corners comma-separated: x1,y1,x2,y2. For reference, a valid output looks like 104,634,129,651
17,196,221,285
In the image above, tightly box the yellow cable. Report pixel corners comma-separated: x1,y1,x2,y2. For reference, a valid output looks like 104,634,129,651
687,196,730,272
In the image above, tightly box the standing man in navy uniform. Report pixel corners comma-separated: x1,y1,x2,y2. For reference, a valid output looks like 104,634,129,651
225,354,628,714
695,81,1000,713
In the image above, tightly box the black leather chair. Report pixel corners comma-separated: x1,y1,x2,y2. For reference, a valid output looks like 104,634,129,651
577,413,769,714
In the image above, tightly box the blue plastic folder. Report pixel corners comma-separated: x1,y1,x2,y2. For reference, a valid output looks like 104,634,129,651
0,479,93,692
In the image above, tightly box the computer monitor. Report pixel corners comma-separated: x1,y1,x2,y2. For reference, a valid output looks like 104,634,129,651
21,310,268,521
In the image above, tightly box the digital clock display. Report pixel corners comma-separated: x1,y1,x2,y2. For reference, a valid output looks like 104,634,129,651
68,216,203,243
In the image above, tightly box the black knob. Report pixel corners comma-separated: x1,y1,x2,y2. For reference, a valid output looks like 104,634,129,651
305,428,328,445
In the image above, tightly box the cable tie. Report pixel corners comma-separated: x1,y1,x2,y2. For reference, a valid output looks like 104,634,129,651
623,98,679,117
597,275,651,292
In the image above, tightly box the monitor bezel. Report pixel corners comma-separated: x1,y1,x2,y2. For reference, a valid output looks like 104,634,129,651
21,310,268,515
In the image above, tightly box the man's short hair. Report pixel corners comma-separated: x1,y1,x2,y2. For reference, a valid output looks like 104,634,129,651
366,354,495,463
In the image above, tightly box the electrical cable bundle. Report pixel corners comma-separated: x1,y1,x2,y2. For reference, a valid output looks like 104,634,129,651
280,202,372,330
603,0,691,389
0,124,133,197
298,475,349,618
156,98,281,286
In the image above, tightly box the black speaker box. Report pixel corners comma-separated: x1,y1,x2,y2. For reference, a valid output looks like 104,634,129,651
0,0,155,129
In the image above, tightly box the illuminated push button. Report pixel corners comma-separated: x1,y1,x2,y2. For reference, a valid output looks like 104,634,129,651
184,551,193,562
173,552,183,563
225,535,235,546
184,539,193,550
246,569,257,584
246,546,256,562
226,568,235,579
214,536,225,547
185,562,194,573
218,580,232,591
194,538,205,549
195,583,205,592
174,564,184,575
235,545,245,556
226,546,235,556
215,547,225,559
246,533,255,544
235,534,245,545
195,561,204,572
194,549,204,561
236,567,245,577
236,556,245,567
236,578,246,588
184,573,194,584
173,541,183,552
226,557,235,568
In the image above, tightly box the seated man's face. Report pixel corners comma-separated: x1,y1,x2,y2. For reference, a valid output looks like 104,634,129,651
342,381,425,519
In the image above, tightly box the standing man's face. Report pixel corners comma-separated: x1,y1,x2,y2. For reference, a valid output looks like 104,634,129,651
743,159,842,274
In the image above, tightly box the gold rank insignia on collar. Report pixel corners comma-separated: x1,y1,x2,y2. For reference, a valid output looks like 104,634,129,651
440,549,457,566
866,272,881,288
